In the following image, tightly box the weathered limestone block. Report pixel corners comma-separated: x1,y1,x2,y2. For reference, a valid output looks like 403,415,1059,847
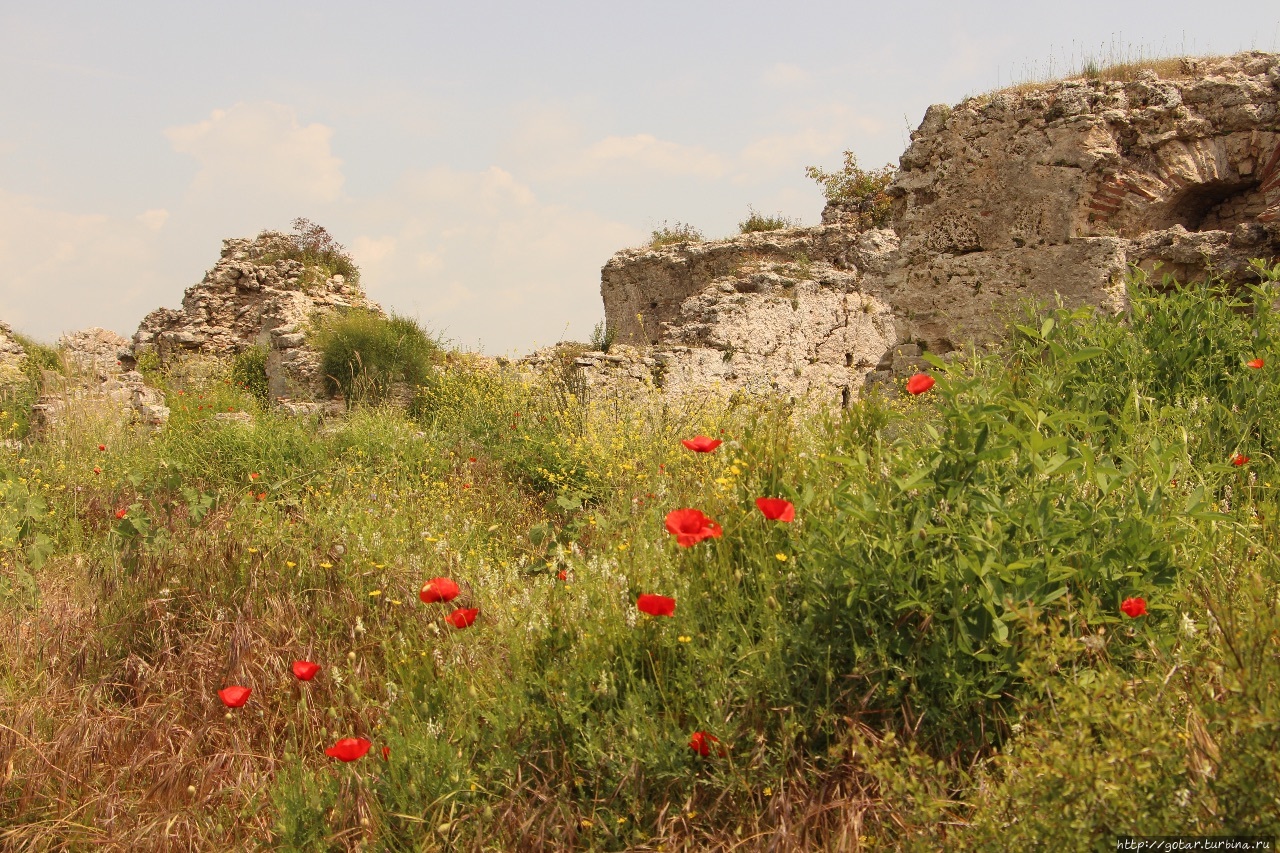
601,226,889,347
58,327,130,379
883,238,1131,350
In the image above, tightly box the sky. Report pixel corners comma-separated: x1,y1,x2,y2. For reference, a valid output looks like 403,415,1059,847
2,2,1278,356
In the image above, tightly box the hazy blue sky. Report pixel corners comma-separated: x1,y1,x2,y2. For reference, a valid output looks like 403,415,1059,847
3,1,1278,354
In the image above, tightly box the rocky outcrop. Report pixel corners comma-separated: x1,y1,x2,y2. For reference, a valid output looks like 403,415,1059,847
598,52,1280,409
133,231,383,401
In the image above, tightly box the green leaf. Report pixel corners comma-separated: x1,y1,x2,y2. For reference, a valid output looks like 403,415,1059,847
1039,586,1069,606
894,468,933,493
1068,347,1106,364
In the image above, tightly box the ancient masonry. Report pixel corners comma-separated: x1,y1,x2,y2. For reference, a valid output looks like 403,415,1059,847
588,52,1280,408
132,231,384,403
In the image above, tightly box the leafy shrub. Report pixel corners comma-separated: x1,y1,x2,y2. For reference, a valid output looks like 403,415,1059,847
805,151,896,229
737,206,800,233
229,345,270,404
313,310,438,404
649,221,704,248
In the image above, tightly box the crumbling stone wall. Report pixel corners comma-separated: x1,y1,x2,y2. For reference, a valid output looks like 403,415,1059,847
133,232,384,401
0,322,26,388
598,52,1280,409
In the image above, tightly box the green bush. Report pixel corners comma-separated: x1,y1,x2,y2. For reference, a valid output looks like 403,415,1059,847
649,221,704,248
805,151,896,229
313,310,438,404
737,206,800,233
229,345,270,404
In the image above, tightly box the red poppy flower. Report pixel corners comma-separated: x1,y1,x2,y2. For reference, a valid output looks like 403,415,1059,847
665,509,723,547
292,660,321,681
468,457,477,463
253,491,266,501
755,497,796,522
557,570,568,581
325,737,372,762
637,594,676,617
218,685,251,708
446,607,479,629
1247,358,1265,369
381,746,391,761
419,577,460,604
1232,453,1250,467
681,435,722,453
689,731,720,757
93,466,101,475
249,472,260,480
905,373,935,395
98,444,106,451
1120,597,1147,618
114,508,127,520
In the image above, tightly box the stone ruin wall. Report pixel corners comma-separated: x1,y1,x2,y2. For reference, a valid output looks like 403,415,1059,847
133,231,384,403
594,52,1280,409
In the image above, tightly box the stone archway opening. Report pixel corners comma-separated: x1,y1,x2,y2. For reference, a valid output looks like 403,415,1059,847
1163,178,1265,232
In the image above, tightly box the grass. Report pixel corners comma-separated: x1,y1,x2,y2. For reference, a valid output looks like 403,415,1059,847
648,221,705,248
738,208,801,234
314,310,439,405
988,48,1206,97
2,261,1280,849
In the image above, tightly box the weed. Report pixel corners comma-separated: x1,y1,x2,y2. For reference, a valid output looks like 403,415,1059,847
590,321,616,353
649,221,705,248
738,207,800,234
230,345,271,404
805,152,896,229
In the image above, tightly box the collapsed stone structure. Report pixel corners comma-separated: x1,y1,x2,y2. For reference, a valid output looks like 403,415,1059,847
133,231,384,401
27,328,169,434
597,52,1280,407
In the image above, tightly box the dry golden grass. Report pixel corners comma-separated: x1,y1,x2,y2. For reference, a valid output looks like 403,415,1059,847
0,517,413,850
988,55,1203,97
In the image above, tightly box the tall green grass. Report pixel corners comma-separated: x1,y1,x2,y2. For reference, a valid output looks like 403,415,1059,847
1,263,1278,849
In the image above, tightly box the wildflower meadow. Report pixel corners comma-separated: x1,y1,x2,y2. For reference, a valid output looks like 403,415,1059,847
2,263,1279,850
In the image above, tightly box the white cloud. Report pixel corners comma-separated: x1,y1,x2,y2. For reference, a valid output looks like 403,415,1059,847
582,134,727,178
351,165,643,353
137,208,169,230
165,102,344,203
0,188,164,340
350,234,396,264
761,62,812,87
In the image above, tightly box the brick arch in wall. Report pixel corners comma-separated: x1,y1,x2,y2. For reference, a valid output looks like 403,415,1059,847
1084,132,1280,236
